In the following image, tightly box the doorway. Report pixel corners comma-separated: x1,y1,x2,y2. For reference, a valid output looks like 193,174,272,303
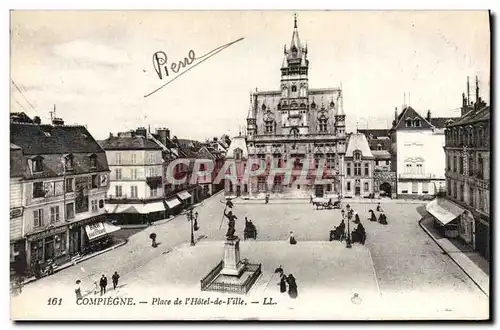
315,185,324,197
380,182,392,197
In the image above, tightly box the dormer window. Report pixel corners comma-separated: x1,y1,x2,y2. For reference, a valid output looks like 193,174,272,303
405,118,413,127
414,119,421,127
32,156,44,173
64,154,74,171
377,144,382,151
89,153,97,169
354,151,361,161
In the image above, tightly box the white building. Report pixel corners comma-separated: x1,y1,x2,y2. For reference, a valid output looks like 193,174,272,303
100,128,167,224
344,133,375,198
390,106,457,199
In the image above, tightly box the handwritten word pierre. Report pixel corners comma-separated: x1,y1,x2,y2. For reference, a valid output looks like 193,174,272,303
144,37,244,98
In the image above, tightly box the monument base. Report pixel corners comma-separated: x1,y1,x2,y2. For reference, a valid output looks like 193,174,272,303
200,236,262,294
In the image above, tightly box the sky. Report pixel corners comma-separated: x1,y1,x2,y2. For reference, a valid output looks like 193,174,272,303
10,10,490,141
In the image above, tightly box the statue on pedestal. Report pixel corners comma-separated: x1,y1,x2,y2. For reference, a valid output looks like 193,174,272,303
224,209,238,240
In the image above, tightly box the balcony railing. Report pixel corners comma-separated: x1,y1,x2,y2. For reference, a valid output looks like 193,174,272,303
398,173,438,179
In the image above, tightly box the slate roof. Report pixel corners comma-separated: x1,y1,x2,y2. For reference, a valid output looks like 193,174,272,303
10,147,25,177
357,129,390,139
11,123,104,155
226,136,248,159
345,133,374,158
447,106,490,127
392,106,434,130
99,136,162,150
430,117,458,129
10,123,109,179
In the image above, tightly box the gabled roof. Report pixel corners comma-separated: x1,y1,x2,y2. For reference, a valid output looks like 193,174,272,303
345,133,374,158
99,136,162,150
447,105,490,127
392,107,434,130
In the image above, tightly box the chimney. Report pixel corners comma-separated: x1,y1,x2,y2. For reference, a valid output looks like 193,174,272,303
52,117,64,126
426,110,431,122
109,132,113,138
475,75,480,110
213,137,218,142
394,107,398,122
155,127,169,147
135,127,147,137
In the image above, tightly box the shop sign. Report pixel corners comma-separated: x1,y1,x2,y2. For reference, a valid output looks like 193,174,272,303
10,207,23,219
85,222,107,240
27,225,67,242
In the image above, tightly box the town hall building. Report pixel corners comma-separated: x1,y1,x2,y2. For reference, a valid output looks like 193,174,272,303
224,16,367,199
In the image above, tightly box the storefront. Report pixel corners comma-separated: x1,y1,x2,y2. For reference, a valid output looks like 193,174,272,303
426,198,464,239
27,225,69,270
474,213,490,262
164,197,182,218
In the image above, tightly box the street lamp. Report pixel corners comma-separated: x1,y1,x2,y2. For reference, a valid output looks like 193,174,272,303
345,204,352,248
186,208,199,246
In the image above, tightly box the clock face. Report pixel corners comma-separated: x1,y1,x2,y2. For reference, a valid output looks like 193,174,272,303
100,174,108,187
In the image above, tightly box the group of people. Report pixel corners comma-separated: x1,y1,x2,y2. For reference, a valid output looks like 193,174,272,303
277,268,298,299
369,203,388,225
74,271,121,300
329,205,367,245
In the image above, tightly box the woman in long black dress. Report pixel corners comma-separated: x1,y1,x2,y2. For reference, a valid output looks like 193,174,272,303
369,209,377,221
279,273,287,293
287,274,298,299
378,212,388,225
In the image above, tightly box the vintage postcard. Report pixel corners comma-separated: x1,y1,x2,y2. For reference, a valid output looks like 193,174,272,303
9,10,490,320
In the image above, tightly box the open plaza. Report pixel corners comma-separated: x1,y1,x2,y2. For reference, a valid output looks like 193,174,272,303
10,193,488,320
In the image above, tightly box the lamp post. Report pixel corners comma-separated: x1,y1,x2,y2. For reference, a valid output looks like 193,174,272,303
345,204,352,248
186,208,199,246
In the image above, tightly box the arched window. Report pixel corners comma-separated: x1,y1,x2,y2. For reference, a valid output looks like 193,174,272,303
414,119,421,127
311,102,316,109
406,118,412,127
354,151,361,161
377,144,382,151
291,85,297,92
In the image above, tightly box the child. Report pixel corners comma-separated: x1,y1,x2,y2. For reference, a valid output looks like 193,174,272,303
93,281,98,295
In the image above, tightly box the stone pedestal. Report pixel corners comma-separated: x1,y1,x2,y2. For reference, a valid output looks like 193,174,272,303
221,237,245,276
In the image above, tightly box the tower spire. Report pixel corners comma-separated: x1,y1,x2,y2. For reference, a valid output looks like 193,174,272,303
294,13,297,28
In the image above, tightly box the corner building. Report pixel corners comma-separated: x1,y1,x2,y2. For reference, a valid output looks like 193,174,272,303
234,17,347,198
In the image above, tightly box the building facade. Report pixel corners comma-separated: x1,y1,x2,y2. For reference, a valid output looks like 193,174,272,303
358,129,396,198
444,78,490,260
10,144,26,278
344,133,375,198
226,17,347,198
100,128,166,224
390,106,457,199
10,118,110,273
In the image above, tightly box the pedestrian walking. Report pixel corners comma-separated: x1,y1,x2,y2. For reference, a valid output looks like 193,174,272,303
93,281,98,295
99,274,107,296
75,280,82,300
289,231,297,245
286,274,298,299
112,271,120,290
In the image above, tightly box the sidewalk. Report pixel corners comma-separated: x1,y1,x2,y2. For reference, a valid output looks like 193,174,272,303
22,239,128,286
419,216,489,296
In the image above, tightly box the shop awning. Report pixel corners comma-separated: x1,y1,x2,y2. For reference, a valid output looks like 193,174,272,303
110,204,143,214
177,191,192,200
85,222,107,241
142,202,166,213
426,198,465,225
165,198,181,209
